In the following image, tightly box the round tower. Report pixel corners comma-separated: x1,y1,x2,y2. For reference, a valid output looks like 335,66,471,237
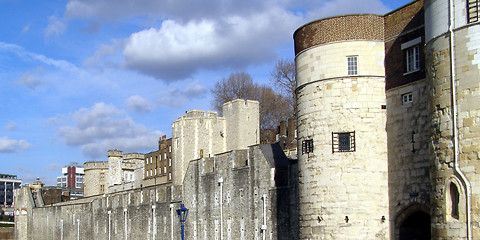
294,14,389,239
425,0,480,238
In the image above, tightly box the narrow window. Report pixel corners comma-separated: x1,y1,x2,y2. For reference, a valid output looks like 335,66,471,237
406,46,420,73
347,56,358,75
100,184,105,193
402,92,413,104
450,183,460,219
332,132,355,152
468,0,479,23
302,139,314,154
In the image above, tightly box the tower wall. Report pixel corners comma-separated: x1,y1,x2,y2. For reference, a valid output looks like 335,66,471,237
294,14,389,239
223,99,260,151
83,161,108,197
425,0,480,238
172,110,226,185
107,150,123,187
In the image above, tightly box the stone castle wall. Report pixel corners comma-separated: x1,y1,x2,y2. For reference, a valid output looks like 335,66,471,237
425,0,480,238
14,146,298,240
172,99,260,186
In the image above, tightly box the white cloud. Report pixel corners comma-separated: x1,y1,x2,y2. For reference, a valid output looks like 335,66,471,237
125,95,152,113
57,102,162,158
17,70,45,89
0,42,78,72
121,9,301,81
156,81,207,108
45,15,67,37
4,122,18,131
183,81,207,98
0,137,32,153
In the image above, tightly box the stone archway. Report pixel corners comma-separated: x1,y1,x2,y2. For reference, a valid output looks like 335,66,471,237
399,210,431,240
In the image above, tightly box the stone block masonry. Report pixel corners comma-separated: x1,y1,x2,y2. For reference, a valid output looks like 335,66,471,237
14,145,299,240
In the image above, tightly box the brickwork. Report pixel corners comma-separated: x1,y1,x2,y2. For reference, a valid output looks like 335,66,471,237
384,0,425,90
293,14,384,55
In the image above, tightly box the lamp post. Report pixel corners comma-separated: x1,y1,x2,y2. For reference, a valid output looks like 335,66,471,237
176,203,189,240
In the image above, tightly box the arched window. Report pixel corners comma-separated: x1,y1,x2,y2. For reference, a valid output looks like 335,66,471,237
450,183,459,219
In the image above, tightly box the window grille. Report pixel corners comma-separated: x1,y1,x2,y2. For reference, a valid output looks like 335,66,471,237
468,0,479,23
332,131,355,152
302,139,314,154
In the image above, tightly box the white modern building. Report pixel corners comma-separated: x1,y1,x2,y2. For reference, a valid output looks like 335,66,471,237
56,162,84,199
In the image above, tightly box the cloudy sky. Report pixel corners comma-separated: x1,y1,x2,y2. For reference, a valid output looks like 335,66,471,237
1,0,410,185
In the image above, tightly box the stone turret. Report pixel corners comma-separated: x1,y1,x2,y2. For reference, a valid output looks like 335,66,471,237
294,14,389,239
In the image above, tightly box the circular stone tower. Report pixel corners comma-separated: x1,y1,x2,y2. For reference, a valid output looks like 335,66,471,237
425,0,480,238
294,14,389,239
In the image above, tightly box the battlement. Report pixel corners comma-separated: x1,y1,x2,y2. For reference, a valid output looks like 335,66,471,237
124,153,145,161
108,150,123,157
121,162,138,170
84,161,108,170
222,99,259,112
176,109,221,120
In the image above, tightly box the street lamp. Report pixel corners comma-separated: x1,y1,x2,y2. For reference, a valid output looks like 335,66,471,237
176,203,189,240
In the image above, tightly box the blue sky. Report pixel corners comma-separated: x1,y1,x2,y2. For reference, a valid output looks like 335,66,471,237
1,0,411,185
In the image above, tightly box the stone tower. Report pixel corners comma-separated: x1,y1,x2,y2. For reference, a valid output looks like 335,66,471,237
171,99,260,185
107,150,123,186
425,0,480,238
293,15,390,239
223,99,260,151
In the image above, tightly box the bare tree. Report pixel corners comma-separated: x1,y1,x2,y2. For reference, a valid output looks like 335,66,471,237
270,58,296,113
211,72,258,113
211,72,293,132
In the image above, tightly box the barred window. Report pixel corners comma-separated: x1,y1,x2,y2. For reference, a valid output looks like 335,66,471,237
302,139,314,154
468,0,479,23
332,132,355,152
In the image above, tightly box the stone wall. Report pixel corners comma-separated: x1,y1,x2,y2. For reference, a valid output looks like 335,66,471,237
295,23,389,238
14,145,298,240
172,99,260,186
83,161,108,197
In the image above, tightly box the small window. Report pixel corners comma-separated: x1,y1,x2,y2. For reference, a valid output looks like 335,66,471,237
100,173,105,181
402,92,413,104
450,183,460,219
406,46,420,73
347,56,358,75
302,139,314,154
100,185,105,193
468,0,479,23
332,132,355,152
168,173,172,181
